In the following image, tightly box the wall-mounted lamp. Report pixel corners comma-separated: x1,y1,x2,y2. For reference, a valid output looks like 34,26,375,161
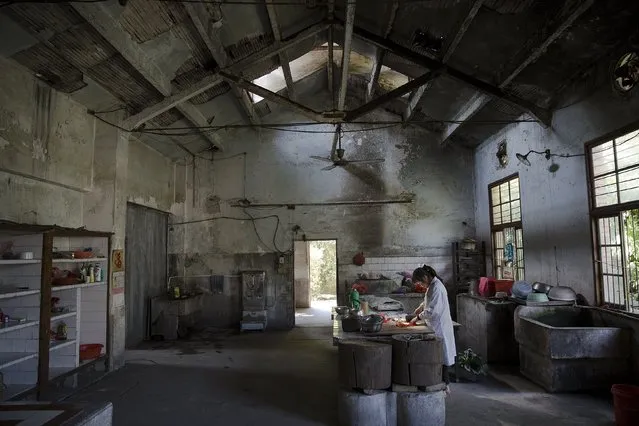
515,149,551,166
515,148,584,171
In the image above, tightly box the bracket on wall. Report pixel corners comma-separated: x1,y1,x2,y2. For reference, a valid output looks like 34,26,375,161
496,141,508,168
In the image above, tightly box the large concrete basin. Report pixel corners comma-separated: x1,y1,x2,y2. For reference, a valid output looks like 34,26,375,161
515,306,632,392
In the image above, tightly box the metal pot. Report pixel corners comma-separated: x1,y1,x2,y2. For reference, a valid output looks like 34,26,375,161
532,282,553,294
335,306,350,316
360,315,383,333
548,286,577,302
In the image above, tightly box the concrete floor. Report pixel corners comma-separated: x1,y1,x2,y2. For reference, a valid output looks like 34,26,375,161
295,300,335,327
66,327,615,426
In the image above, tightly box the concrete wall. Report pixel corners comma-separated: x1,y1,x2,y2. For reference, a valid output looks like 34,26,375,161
0,57,186,367
174,93,476,329
474,80,639,304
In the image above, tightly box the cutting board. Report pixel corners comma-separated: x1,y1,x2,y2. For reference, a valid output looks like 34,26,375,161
366,322,434,336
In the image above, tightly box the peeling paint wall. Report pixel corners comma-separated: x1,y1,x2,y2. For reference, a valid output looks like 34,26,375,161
127,137,176,211
474,82,639,304
176,94,476,328
0,57,185,368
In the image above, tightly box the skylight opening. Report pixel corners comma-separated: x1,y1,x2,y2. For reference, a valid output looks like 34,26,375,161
251,66,286,103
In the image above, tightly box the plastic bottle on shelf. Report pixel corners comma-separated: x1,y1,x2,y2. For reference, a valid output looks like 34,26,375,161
94,264,102,282
88,265,95,283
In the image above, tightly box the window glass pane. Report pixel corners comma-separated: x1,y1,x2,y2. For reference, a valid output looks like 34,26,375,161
509,179,520,201
618,166,639,204
490,186,500,208
591,141,615,176
602,275,625,306
501,203,511,224
594,175,618,207
499,183,510,203
493,209,502,226
601,246,623,275
616,131,639,169
511,200,521,222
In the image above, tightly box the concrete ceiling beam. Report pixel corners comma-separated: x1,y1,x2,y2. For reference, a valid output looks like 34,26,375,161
337,0,356,111
438,0,594,144
366,49,384,102
442,0,484,64
339,21,552,126
403,81,433,123
346,69,442,121
71,2,224,151
123,22,329,130
219,71,343,123
265,0,296,101
184,3,260,126
327,0,335,108
365,0,397,103
439,92,490,145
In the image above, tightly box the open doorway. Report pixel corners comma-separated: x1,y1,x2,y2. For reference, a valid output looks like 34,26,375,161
294,240,337,327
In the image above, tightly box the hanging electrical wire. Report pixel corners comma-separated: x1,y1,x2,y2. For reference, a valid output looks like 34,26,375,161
170,212,291,254
0,0,465,8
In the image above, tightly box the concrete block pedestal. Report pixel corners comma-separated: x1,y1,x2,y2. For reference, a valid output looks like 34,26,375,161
337,386,445,426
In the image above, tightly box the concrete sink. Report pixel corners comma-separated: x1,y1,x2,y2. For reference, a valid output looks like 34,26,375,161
515,306,631,392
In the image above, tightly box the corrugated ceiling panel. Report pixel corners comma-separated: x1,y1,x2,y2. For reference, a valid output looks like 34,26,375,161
171,19,215,68
12,43,86,93
3,3,83,34
88,54,163,112
172,67,231,104
227,33,275,62
49,23,117,69
118,0,186,43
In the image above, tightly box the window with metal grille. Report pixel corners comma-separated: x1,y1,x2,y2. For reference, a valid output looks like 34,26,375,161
489,175,525,280
589,128,639,312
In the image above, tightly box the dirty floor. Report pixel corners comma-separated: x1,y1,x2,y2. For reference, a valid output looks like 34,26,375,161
65,327,615,426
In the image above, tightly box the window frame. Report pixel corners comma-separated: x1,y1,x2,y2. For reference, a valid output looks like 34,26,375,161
586,122,639,308
488,173,525,280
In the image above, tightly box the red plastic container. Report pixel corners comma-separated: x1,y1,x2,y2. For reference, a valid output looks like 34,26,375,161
495,279,514,295
478,277,496,297
79,343,104,361
612,384,639,426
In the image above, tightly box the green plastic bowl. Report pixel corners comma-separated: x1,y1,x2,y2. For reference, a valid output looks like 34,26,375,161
527,292,550,303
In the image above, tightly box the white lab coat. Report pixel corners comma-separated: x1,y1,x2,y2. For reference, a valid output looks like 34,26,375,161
419,277,456,366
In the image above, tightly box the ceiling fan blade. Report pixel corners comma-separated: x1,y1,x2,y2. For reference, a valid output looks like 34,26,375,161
310,156,334,163
321,164,338,171
345,159,386,164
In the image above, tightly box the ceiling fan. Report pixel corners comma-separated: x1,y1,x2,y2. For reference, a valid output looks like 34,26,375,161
310,124,385,171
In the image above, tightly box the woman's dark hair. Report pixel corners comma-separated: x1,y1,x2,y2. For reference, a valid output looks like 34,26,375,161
412,265,440,283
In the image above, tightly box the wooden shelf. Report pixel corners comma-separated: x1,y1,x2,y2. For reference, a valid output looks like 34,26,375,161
0,289,40,299
0,259,40,265
0,352,37,369
52,281,107,291
0,319,38,335
52,258,107,264
49,339,77,352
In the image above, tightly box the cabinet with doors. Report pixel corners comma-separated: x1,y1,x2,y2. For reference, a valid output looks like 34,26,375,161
0,221,110,401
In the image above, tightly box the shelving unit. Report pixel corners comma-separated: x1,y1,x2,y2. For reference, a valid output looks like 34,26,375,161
0,221,110,401
452,241,487,294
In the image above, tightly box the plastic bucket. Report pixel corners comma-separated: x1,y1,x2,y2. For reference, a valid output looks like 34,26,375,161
611,384,639,426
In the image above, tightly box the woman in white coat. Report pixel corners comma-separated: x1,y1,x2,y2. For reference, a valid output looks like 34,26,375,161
409,266,456,387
